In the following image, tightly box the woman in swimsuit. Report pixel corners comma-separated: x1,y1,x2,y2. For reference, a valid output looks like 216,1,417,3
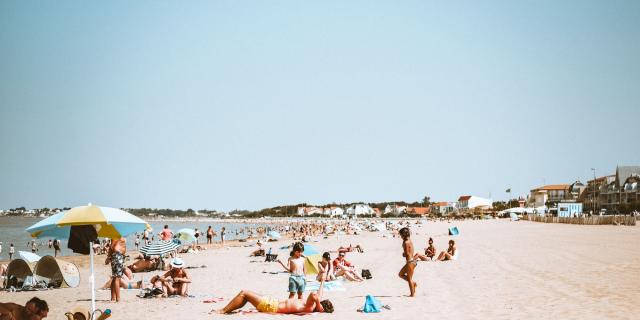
414,237,436,261
437,239,456,261
150,258,191,297
398,227,417,297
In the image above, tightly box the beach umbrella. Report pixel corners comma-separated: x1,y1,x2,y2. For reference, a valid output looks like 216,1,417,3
175,228,196,243
267,231,281,239
139,240,181,257
304,254,322,275
25,204,150,315
18,251,41,263
303,244,319,256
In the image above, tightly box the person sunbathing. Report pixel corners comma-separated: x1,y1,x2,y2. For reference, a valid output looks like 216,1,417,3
414,237,436,261
333,252,363,282
0,297,49,319
249,240,265,257
214,276,333,314
101,274,143,290
127,255,163,273
437,239,457,261
150,258,191,297
338,244,364,253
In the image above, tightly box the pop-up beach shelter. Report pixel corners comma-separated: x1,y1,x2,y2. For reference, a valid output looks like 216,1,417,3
25,204,150,314
33,255,80,288
4,259,35,288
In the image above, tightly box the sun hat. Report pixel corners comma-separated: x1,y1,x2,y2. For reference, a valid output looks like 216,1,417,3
170,257,184,268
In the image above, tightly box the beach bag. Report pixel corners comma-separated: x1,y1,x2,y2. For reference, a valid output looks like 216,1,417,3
361,269,372,279
265,253,278,262
448,226,459,236
362,295,382,313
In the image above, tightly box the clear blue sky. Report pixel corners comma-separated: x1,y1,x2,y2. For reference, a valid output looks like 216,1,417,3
1,1,639,211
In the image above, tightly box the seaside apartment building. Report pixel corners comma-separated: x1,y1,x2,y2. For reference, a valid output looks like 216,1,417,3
457,196,492,212
580,166,640,213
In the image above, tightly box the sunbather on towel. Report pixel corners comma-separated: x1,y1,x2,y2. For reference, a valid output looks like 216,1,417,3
333,253,363,282
214,274,333,314
127,254,163,273
0,297,49,319
101,274,143,290
150,258,191,297
337,244,364,253
316,252,335,282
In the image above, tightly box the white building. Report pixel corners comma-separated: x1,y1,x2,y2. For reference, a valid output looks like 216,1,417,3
297,207,324,216
384,204,407,216
345,204,374,216
322,207,345,217
457,195,493,210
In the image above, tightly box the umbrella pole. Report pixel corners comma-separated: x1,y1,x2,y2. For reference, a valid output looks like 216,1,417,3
90,243,96,315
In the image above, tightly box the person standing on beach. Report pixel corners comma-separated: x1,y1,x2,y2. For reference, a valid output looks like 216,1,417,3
105,237,127,302
47,240,52,249
220,227,226,247
159,225,173,241
135,235,140,251
9,243,15,260
194,228,200,245
206,226,214,245
398,227,417,297
277,242,307,299
143,228,150,245
53,239,61,257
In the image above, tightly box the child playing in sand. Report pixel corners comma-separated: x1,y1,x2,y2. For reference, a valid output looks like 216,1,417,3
398,227,417,297
278,242,306,299
437,239,457,261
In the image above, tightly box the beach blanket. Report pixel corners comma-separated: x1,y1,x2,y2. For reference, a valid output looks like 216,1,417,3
304,280,345,292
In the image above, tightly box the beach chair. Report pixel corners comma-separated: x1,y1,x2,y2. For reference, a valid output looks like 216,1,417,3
265,253,278,262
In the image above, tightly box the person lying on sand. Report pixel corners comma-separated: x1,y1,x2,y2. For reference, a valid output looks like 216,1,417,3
333,252,363,282
249,240,265,257
437,240,457,261
127,254,164,273
0,297,49,319
338,244,364,253
214,275,333,314
414,237,436,261
101,274,143,290
150,258,191,297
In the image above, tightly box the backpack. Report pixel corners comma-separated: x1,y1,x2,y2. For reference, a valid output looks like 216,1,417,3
361,269,372,279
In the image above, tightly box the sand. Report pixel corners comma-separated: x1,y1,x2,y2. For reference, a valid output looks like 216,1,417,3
2,219,639,320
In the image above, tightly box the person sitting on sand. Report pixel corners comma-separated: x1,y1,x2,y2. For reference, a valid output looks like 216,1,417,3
338,244,364,254
150,258,191,297
332,252,363,282
414,237,436,261
0,297,49,319
398,227,417,297
214,275,333,314
250,240,265,257
437,239,457,261
316,252,335,282
0,264,7,278
277,242,307,299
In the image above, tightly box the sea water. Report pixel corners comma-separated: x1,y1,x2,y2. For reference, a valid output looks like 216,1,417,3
0,216,272,259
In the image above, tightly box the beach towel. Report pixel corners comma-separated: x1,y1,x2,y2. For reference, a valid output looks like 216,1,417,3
304,280,345,292
362,295,382,313
448,226,459,236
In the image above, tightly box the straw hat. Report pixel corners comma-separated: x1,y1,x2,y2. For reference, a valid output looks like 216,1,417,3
170,257,184,268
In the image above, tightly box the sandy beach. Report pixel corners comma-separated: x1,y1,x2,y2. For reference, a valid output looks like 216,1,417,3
2,219,639,320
